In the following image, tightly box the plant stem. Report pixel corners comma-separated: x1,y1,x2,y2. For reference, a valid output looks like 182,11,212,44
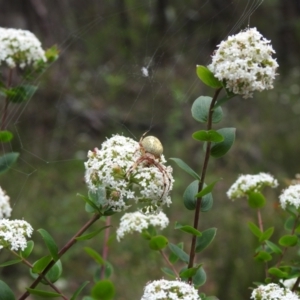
159,250,180,278
188,87,222,282
101,216,111,279
1,69,13,130
257,209,269,278
18,212,102,300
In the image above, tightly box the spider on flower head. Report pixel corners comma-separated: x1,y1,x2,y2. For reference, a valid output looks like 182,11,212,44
126,131,172,199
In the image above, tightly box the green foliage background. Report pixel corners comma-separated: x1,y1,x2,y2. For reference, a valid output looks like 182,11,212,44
0,0,300,299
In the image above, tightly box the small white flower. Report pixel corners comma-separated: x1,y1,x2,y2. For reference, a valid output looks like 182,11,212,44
0,187,12,219
0,219,33,251
84,135,174,212
141,279,200,300
208,27,279,98
0,27,46,69
116,211,169,241
227,173,278,200
279,184,300,210
251,283,300,300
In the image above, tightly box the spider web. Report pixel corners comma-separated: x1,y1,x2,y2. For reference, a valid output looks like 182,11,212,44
0,0,267,297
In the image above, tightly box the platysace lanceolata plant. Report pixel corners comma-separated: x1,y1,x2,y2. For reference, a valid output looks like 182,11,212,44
1,24,298,300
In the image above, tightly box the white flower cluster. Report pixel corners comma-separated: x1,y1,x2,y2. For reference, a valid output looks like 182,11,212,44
279,184,300,210
85,135,173,212
0,27,46,69
141,279,200,300
251,283,300,300
0,219,33,251
227,173,278,200
0,187,12,219
208,27,278,98
116,211,169,241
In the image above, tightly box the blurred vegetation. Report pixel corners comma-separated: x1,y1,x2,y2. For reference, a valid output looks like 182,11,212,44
0,0,300,299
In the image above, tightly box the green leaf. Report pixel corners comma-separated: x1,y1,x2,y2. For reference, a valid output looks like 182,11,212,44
183,181,214,211
161,267,176,279
175,222,202,236
213,92,236,109
20,240,34,258
75,226,111,241
26,289,61,298
169,158,200,180
201,191,214,212
248,222,262,239
285,216,296,231
0,152,19,174
183,180,198,210
31,256,52,273
268,267,288,279
91,280,115,300
6,85,37,103
0,280,15,300
37,229,59,261
195,179,220,198
279,235,298,247
168,243,189,264
193,266,207,287
192,130,224,143
259,228,274,243
195,228,217,253
179,267,199,279
0,259,22,267
191,96,223,124
210,128,236,158
285,205,298,217
30,259,62,285
169,242,183,264
0,131,13,143
70,281,90,300
196,65,223,88
248,192,266,209
84,247,105,265
255,251,272,262
87,188,107,212
265,240,282,255
149,235,168,251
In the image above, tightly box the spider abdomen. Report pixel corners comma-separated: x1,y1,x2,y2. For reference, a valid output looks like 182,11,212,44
141,136,163,158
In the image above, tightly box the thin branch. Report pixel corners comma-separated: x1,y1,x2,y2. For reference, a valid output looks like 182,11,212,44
18,212,101,300
159,250,180,278
188,87,222,283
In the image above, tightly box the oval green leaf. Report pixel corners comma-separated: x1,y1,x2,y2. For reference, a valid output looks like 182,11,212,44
37,229,59,261
210,128,236,158
191,96,223,124
248,192,266,209
259,227,274,243
0,131,13,143
193,266,207,287
255,251,272,262
20,240,34,258
279,235,298,247
193,130,224,143
195,228,217,253
149,235,168,251
0,259,22,267
179,267,198,279
248,222,262,239
175,222,202,236
169,158,200,180
195,179,220,198
169,242,183,264
201,192,214,212
265,240,282,255
161,267,176,279
0,280,15,300
196,65,223,88
70,281,90,300
0,152,19,174
31,256,52,273
183,180,198,210
91,280,115,300
26,288,61,298
268,267,288,279
168,243,189,264
76,226,111,241
84,247,105,265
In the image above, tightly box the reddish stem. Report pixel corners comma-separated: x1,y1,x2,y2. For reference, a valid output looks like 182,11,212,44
101,216,111,279
1,68,13,130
